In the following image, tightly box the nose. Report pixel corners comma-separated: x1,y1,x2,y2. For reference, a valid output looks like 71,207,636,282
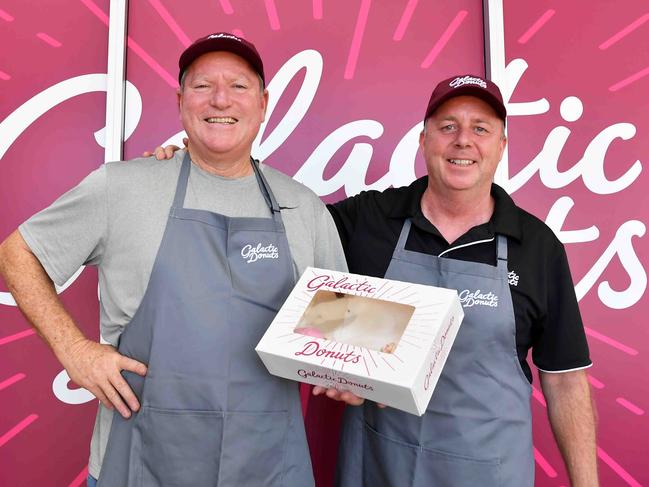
453,126,473,148
210,83,232,109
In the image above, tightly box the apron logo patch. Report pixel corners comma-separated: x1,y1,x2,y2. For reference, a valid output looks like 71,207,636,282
508,270,519,286
458,289,499,308
241,243,279,263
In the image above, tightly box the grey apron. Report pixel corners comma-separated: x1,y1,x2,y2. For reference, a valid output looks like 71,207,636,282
98,154,313,486
336,219,533,487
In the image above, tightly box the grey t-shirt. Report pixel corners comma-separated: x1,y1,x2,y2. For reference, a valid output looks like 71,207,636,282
19,150,347,478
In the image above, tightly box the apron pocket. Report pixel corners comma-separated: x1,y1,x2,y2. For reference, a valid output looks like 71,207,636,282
138,406,224,487
362,421,418,486
219,411,289,487
363,421,502,487
418,446,502,487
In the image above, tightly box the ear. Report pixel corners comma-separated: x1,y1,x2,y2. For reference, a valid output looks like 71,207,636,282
497,133,507,161
418,128,426,153
260,89,269,122
176,89,183,119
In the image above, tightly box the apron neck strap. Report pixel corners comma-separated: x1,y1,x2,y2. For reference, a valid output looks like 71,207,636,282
395,218,413,252
172,153,281,219
250,158,282,216
496,234,508,262
172,152,192,208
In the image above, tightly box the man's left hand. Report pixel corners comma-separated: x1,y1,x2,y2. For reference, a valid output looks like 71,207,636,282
312,385,387,408
143,138,188,160
312,385,365,406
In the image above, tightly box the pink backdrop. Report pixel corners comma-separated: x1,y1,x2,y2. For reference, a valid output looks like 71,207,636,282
503,2,648,486
0,1,646,486
0,1,109,485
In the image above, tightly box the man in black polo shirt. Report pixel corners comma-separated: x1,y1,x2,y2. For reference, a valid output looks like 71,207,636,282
324,75,598,487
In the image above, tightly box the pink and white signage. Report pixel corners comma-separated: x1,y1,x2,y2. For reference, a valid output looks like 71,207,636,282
1,0,646,486
503,2,648,486
1,1,484,484
0,1,109,486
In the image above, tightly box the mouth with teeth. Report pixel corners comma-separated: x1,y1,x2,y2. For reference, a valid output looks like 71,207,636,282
205,116,237,124
448,158,476,166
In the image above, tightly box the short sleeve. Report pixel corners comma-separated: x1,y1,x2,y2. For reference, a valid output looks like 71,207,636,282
19,165,107,286
532,242,592,372
328,195,361,251
313,199,348,273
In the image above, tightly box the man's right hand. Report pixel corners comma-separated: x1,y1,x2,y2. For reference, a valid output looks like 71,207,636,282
60,338,147,418
0,231,148,419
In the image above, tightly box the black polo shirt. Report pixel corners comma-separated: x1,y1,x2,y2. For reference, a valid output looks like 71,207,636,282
328,177,591,383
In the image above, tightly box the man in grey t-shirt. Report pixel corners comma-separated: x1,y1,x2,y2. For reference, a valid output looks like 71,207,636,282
0,33,345,485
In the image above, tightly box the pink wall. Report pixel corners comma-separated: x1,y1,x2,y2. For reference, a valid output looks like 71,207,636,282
0,1,646,486
503,2,648,486
0,1,109,485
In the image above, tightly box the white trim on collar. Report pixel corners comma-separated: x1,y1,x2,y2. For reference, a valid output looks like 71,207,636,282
438,237,495,258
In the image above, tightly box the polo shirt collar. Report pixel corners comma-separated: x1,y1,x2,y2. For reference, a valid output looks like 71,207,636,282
384,176,522,242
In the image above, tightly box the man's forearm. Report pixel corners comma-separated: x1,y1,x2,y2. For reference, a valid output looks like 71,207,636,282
0,230,86,358
540,369,599,487
0,229,147,417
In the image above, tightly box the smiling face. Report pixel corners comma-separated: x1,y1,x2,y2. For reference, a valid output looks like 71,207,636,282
177,51,268,167
419,95,507,199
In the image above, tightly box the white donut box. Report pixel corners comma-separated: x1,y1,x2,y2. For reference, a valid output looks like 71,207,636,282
255,267,464,416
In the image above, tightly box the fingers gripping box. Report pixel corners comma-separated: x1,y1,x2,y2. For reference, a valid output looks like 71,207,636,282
255,267,464,415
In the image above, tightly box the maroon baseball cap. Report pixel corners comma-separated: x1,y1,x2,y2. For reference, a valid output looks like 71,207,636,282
178,32,265,86
424,74,506,122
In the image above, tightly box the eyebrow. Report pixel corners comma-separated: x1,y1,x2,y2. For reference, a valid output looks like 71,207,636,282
473,118,496,125
437,116,496,125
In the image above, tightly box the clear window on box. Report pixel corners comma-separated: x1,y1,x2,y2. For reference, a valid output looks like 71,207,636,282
294,290,415,353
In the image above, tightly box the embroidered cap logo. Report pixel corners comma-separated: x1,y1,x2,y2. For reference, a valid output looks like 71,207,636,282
449,75,488,89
